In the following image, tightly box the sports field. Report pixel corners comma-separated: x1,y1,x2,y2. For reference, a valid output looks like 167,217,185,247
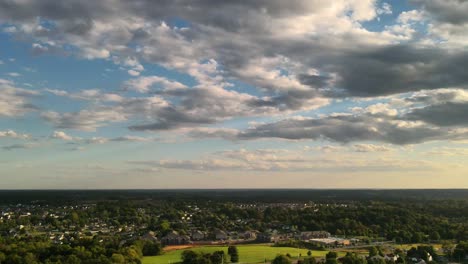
142,244,343,264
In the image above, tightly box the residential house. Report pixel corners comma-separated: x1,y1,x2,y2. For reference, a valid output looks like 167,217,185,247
257,231,281,243
299,231,331,240
243,230,258,240
161,231,190,245
385,254,398,262
141,231,158,242
191,230,206,241
214,229,228,240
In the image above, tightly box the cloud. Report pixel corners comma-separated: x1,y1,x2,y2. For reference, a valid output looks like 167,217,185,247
405,102,468,126
425,147,468,156
125,75,187,93
127,69,140,76
130,147,434,172
110,135,152,142
377,3,392,15
411,0,468,25
406,88,468,105
41,109,127,131
199,110,466,145
7,72,21,77
322,45,468,97
3,0,468,147
353,144,392,152
0,79,39,117
2,143,36,151
0,130,30,139
44,88,123,102
51,131,75,141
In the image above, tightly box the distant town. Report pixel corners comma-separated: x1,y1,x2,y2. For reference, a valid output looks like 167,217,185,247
0,190,467,263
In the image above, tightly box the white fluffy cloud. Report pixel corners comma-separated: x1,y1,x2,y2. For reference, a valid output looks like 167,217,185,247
2,1,468,147
0,130,30,139
125,76,187,93
51,131,75,141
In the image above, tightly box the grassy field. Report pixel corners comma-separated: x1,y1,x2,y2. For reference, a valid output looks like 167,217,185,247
143,244,345,264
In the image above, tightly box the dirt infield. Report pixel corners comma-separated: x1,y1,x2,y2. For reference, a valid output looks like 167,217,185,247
164,245,195,251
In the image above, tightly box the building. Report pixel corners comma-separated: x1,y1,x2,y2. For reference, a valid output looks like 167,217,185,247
299,231,331,240
191,230,206,241
161,231,190,245
141,231,158,242
257,231,282,243
214,229,228,240
243,230,258,240
385,254,398,262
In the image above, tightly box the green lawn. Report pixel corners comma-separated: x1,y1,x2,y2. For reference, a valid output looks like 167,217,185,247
143,244,340,264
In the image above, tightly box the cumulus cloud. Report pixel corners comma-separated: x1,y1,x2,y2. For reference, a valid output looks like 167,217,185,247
0,130,30,139
3,0,468,147
0,0,443,101
41,109,127,131
125,75,187,93
405,102,468,126
44,88,123,102
240,112,468,144
0,79,39,117
51,131,75,141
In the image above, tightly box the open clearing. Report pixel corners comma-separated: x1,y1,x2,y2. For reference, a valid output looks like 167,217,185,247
143,244,348,264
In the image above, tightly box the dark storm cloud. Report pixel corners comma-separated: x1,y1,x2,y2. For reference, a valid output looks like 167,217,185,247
323,45,468,97
405,102,468,127
298,74,331,88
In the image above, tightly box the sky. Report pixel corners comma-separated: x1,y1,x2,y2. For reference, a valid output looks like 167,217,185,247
1,0,468,189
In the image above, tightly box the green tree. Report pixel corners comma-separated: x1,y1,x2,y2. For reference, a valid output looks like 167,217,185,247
65,255,82,264
210,251,227,264
430,231,441,241
341,252,366,264
326,251,338,264
181,250,200,264
369,247,379,257
228,246,239,263
272,255,292,264
142,241,162,256
299,257,316,264
23,253,39,264
111,253,126,264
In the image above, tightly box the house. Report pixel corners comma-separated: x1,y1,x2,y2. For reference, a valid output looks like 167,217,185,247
257,231,281,243
299,231,331,240
141,231,158,242
243,230,258,240
191,230,206,241
427,254,433,262
214,229,228,240
161,231,190,245
385,254,398,262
